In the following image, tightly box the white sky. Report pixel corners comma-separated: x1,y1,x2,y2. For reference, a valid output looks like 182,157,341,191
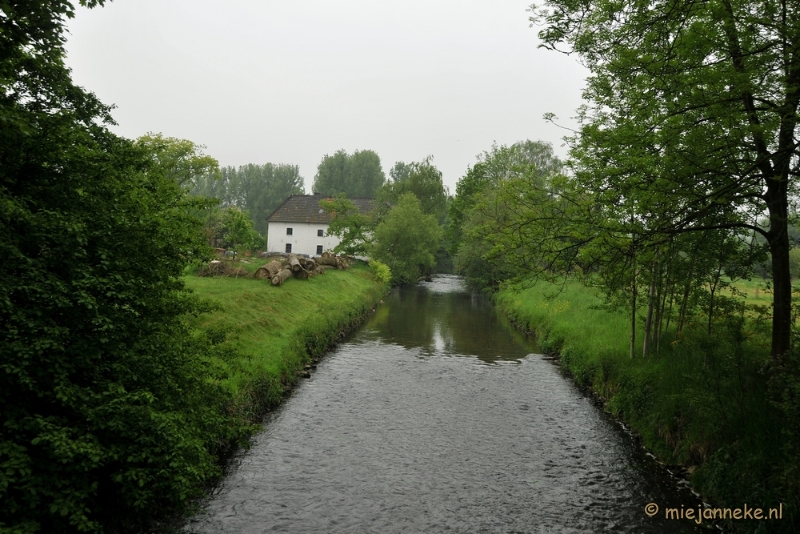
64,0,587,194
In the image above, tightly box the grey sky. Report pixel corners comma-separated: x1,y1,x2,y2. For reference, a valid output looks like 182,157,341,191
64,0,587,194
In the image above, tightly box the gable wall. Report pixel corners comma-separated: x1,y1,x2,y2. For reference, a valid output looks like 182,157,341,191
266,221,341,256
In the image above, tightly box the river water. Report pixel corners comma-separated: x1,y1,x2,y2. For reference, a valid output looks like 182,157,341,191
185,275,703,533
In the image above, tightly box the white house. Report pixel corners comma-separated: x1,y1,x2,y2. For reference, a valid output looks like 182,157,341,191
265,193,375,256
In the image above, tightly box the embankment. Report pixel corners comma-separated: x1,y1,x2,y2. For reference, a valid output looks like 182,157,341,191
495,281,798,533
185,262,388,428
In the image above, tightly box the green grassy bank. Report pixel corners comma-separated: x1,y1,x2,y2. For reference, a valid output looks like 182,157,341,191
184,262,388,422
496,281,799,533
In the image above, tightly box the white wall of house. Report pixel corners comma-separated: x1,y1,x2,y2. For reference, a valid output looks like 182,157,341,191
266,221,341,256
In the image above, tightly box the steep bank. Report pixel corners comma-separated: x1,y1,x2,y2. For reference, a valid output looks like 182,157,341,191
185,263,388,427
495,281,798,533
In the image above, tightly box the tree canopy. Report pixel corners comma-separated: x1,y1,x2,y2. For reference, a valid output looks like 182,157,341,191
532,0,800,359
135,133,219,190
379,156,448,222
319,194,374,257
192,163,304,235
372,193,442,285
312,149,386,198
1,3,249,532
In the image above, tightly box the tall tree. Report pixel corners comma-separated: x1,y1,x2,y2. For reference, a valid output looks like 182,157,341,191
312,149,385,198
379,156,448,221
134,133,219,190
447,140,563,283
1,3,245,532
534,0,800,359
192,163,304,234
319,194,374,256
372,193,442,285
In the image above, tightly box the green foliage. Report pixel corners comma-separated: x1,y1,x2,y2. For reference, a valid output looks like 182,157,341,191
312,149,385,198
192,163,304,235
534,0,800,358
371,193,442,285
0,125,252,531
448,140,564,289
134,133,219,190
319,194,374,256
0,3,251,532
220,206,262,252
496,279,798,532
790,248,800,279
378,156,448,222
369,259,392,286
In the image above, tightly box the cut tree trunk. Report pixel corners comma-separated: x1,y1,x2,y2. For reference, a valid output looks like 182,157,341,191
271,268,293,286
288,255,302,272
255,260,283,280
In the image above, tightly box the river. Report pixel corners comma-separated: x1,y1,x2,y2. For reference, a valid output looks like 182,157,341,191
184,275,703,533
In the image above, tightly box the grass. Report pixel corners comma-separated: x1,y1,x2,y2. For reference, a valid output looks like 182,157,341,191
184,262,388,416
495,279,799,533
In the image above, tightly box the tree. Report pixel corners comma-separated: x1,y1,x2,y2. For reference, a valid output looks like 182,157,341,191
135,133,219,190
312,149,386,198
389,161,412,183
1,3,246,532
193,163,304,235
372,193,442,284
533,0,800,359
220,206,262,252
447,141,564,287
319,194,374,256
379,156,448,222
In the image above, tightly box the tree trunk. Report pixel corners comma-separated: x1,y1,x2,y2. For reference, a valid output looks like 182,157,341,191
643,278,656,358
317,256,337,267
255,260,283,280
768,219,792,360
630,248,637,359
288,254,302,272
271,268,292,286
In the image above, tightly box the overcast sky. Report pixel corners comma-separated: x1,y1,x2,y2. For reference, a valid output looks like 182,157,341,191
64,0,587,194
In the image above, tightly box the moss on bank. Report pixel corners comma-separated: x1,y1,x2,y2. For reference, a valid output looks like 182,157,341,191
495,280,799,533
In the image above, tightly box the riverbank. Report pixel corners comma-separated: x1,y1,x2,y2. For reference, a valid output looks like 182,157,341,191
185,262,388,423
495,280,798,533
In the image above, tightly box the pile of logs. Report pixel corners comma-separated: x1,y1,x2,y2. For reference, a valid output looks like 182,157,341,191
254,252,353,286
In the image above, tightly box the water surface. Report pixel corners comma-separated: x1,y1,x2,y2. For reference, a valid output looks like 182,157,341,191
185,275,701,533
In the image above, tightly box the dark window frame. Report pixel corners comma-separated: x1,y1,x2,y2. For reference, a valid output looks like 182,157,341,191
285,243,292,253
286,227,293,236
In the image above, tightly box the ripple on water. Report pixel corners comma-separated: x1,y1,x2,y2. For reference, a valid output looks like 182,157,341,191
184,277,702,534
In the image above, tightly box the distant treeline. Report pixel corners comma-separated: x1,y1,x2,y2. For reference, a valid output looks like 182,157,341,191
192,164,304,234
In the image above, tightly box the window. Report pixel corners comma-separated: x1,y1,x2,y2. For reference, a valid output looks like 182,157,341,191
286,227,293,236
317,229,324,237
316,245,323,255
285,244,292,253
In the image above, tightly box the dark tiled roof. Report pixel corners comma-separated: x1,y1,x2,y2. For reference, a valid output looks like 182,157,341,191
266,194,376,224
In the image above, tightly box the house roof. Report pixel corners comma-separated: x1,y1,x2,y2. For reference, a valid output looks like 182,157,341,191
266,194,376,224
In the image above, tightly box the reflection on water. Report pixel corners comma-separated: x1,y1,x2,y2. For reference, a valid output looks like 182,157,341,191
184,275,702,534
362,275,534,363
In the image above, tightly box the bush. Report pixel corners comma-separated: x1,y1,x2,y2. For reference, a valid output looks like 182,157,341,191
369,259,392,285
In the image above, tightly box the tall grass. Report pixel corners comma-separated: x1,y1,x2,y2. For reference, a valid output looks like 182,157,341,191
496,279,798,533
185,263,388,421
